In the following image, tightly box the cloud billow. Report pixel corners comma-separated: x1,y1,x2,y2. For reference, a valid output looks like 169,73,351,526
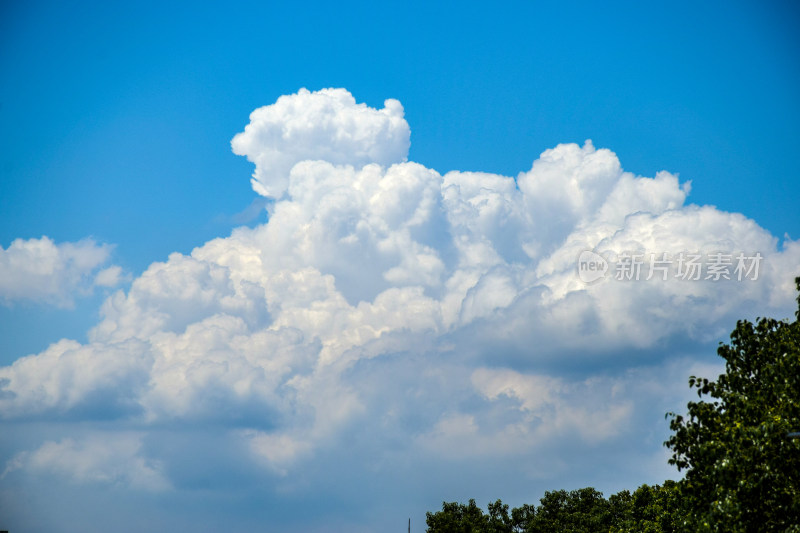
0,236,122,308
231,88,410,199
1,89,798,521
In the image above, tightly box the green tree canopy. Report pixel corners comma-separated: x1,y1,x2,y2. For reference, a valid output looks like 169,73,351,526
665,277,800,531
425,499,495,533
425,484,681,533
527,487,610,533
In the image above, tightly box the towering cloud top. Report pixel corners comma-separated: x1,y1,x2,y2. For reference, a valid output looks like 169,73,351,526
231,88,410,198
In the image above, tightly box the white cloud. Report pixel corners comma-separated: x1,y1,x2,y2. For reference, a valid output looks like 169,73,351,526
0,337,152,418
242,430,313,476
2,433,170,491
0,236,122,307
415,367,635,460
1,89,799,506
231,88,410,198
94,265,124,287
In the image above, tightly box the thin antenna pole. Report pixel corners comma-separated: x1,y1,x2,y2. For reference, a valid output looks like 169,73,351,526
408,517,410,533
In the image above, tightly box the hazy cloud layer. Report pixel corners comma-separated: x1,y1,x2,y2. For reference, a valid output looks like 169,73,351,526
2,433,170,491
0,236,122,307
2,89,799,530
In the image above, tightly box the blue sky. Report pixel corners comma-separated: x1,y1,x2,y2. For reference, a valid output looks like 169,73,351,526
1,1,799,532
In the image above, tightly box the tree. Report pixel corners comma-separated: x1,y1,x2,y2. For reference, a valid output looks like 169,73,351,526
425,485,683,533
425,499,518,533
665,277,800,532
425,499,492,533
527,487,611,533
486,499,515,533
609,482,682,533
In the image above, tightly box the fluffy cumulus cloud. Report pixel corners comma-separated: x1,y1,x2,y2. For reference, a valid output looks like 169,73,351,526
2,89,799,531
0,236,122,307
231,88,410,198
